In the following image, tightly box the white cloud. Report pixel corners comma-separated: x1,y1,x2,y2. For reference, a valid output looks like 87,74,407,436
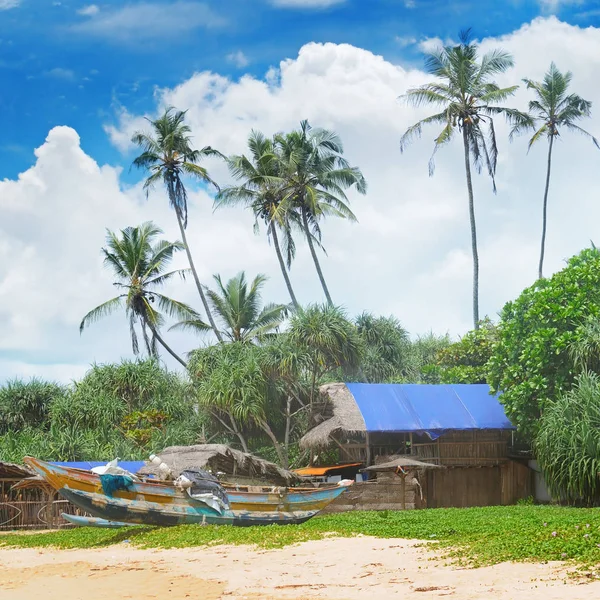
404,0,416,7
70,2,226,42
5,17,600,382
0,0,19,9
270,0,346,7
395,35,417,48
417,36,454,53
76,4,100,16
45,67,75,80
226,50,249,68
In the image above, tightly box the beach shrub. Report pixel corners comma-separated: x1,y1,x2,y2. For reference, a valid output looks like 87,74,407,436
488,247,600,439
536,372,600,506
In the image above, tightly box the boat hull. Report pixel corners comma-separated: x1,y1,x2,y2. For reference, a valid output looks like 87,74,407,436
61,513,133,529
24,457,349,513
60,488,317,527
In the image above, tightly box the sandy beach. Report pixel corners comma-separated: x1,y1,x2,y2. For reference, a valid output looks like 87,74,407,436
1,537,599,599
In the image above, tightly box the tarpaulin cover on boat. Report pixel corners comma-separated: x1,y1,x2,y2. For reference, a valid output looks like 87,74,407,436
345,383,513,436
51,461,146,474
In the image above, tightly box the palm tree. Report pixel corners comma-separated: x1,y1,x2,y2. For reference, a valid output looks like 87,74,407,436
172,272,289,343
215,131,300,308
131,107,224,342
511,63,598,279
399,30,531,329
276,121,367,306
80,222,198,368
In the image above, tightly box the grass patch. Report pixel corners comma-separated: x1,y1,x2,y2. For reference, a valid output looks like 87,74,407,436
2,506,600,569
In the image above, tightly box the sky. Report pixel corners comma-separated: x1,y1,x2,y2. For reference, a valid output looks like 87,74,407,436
2,0,600,383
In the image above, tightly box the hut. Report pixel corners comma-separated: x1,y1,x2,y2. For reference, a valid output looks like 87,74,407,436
302,383,533,510
0,461,57,530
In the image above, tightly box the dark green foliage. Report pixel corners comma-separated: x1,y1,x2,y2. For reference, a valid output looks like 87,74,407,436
428,318,498,384
288,304,363,385
488,247,600,439
79,221,196,365
0,378,67,433
536,373,600,506
0,360,205,463
172,272,288,343
404,332,452,383
353,312,410,383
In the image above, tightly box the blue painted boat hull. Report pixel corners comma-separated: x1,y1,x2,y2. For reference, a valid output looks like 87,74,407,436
60,488,320,527
61,513,133,529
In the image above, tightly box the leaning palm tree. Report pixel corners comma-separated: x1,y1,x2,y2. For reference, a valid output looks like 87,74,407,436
399,30,531,329
511,63,598,279
215,131,300,308
80,222,198,368
275,121,367,306
131,107,224,342
172,272,289,343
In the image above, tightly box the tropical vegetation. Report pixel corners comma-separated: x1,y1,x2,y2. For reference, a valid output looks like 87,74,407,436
79,222,197,367
511,62,598,279
3,31,600,507
131,108,224,341
400,30,531,329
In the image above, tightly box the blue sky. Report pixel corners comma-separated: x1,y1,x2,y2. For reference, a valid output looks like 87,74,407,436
2,0,599,180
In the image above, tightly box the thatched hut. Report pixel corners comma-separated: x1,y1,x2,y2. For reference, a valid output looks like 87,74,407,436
138,444,301,487
0,461,61,530
302,383,533,509
302,382,515,466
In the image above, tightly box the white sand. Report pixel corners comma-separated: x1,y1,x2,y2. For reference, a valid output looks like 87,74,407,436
1,537,599,599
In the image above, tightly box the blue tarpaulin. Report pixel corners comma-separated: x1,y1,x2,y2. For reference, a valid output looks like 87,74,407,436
345,383,513,436
50,461,145,474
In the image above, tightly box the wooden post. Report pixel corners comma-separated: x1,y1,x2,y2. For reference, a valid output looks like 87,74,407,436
401,474,406,510
365,431,371,467
409,433,413,455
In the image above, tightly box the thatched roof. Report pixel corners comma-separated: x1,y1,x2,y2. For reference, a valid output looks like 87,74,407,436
138,444,300,486
0,461,34,479
363,456,443,472
300,383,366,450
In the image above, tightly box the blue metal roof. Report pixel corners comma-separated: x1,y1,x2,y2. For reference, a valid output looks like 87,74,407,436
345,383,513,435
50,461,145,474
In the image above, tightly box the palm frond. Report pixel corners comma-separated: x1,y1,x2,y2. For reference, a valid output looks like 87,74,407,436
79,296,126,332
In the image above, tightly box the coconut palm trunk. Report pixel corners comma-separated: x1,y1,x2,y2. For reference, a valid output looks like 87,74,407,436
174,211,224,342
462,126,480,329
144,319,188,368
302,207,333,306
270,222,299,309
538,135,555,280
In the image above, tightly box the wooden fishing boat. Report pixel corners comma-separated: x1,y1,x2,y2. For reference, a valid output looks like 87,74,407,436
24,457,351,514
61,513,134,529
60,488,326,526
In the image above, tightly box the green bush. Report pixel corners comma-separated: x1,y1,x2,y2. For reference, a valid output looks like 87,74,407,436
488,247,600,439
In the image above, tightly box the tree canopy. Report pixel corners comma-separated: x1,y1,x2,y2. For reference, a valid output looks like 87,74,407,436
488,247,600,439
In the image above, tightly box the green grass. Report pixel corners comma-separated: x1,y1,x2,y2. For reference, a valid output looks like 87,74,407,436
2,506,600,569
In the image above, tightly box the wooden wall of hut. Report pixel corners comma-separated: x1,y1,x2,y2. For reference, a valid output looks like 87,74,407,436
412,430,511,466
423,460,533,509
320,459,532,514
321,476,424,514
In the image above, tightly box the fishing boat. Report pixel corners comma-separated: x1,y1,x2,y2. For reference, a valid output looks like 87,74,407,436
24,457,351,516
60,488,321,526
61,513,134,529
